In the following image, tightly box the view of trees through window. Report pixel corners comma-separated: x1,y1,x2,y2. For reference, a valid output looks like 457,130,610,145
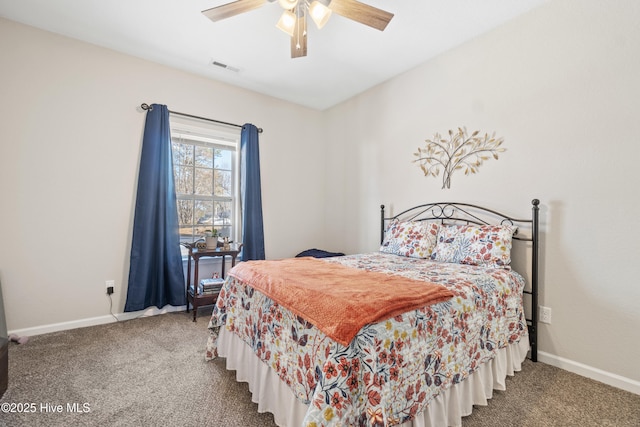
171,133,237,251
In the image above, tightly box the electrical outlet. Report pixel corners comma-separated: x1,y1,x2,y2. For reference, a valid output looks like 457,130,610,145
106,280,115,295
539,306,552,324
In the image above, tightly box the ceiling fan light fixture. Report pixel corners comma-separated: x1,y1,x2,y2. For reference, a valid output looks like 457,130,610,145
276,10,297,37
202,0,393,59
309,0,332,29
277,0,298,10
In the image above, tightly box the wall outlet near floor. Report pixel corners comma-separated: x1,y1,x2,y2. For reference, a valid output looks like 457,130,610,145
539,306,552,324
106,280,115,295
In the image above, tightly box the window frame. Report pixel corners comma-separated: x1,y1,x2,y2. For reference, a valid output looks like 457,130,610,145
169,115,242,255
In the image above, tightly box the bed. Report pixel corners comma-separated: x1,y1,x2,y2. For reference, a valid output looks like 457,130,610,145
206,200,540,427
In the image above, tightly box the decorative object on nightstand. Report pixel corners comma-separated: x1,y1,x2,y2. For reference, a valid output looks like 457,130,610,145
204,229,218,249
413,127,506,189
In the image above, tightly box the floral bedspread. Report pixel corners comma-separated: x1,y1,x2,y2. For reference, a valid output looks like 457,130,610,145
206,253,528,427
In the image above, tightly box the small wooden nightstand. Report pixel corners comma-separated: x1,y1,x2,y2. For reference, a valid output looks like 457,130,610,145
183,243,241,322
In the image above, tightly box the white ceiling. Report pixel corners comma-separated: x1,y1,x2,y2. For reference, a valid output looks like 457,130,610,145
0,0,547,110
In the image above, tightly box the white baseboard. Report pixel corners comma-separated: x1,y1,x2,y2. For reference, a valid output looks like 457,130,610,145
538,351,640,395
6,256,224,338
7,305,187,338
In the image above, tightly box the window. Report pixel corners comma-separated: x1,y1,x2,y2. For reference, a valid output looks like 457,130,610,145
170,116,241,255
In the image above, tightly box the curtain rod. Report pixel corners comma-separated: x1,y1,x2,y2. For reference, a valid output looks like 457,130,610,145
140,103,263,133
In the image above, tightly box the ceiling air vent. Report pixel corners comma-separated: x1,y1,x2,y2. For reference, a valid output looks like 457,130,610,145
212,60,240,73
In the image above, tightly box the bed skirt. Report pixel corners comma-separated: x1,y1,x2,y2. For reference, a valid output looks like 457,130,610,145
217,328,530,427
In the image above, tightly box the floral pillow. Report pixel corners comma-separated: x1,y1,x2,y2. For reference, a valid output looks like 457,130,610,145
430,224,515,269
380,220,439,259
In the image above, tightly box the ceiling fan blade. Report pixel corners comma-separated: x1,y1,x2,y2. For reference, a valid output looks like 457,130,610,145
202,0,266,22
329,0,394,31
290,15,307,58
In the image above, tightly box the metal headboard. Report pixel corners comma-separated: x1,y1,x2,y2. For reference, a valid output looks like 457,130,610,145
380,199,540,362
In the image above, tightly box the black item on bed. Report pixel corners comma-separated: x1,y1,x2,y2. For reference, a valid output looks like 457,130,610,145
295,248,345,258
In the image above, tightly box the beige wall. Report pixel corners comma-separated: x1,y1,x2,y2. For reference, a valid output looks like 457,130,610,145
1,0,639,394
0,18,326,332
323,0,640,386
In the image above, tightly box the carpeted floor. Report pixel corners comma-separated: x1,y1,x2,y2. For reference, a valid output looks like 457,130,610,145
1,311,639,427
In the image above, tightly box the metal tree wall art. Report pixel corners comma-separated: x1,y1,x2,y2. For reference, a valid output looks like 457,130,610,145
413,127,506,189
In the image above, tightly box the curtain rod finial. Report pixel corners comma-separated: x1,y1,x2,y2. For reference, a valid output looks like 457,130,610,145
141,103,152,111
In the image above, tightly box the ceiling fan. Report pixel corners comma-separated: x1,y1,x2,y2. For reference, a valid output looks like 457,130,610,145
202,0,394,58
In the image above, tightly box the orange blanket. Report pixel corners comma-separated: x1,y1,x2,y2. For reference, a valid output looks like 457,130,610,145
228,257,454,346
